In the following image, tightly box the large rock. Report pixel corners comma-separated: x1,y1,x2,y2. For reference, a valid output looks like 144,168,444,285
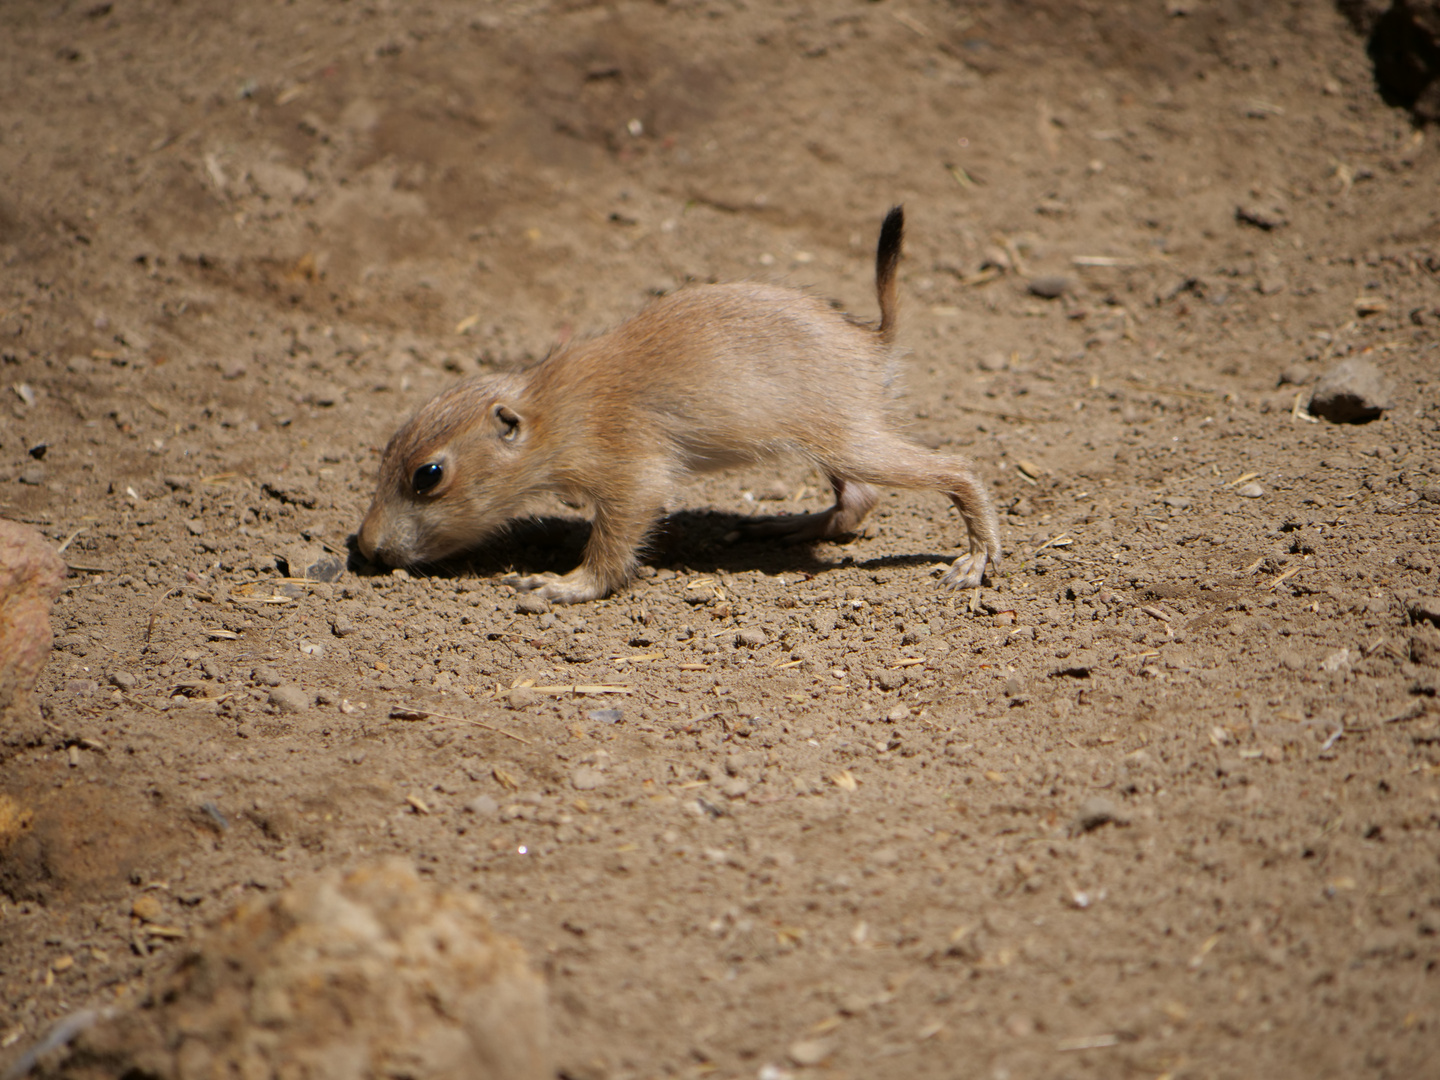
1307,358,1394,423
0,520,67,743
29,861,550,1080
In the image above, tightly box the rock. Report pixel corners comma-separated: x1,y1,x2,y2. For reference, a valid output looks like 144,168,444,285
1410,596,1440,628
185,519,205,536
18,465,46,485
515,594,550,615
0,520,67,741
875,669,907,692
332,614,358,637
465,794,499,817
1027,274,1071,299
44,862,549,1080
1236,481,1265,498
977,351,1010,372
108,671,138,691
268,685,311,713
131,894,165,923
1235,200,1288,230
787,1038,834,1067
252,665,284,687
885,704,910,722
1320,648,1352,673
1072,796,1128,834
1277,363,1314,386
569,767,604,791
1307,358,1394,423
586,708,622,724
735,627,767,648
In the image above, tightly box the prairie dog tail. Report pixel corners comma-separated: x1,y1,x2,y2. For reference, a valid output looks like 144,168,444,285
875,205,904,345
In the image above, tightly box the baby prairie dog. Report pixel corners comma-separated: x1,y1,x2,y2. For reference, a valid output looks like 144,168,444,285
358,206,1002,603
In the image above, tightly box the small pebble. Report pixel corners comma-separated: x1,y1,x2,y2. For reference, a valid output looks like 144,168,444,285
18,465,45,485
885,704,909,722
735,627,767,648
268,685,310,713
185,519,205,536
787,1039,833,1067
131,895,164,922
1027,274,1071,299
1236,481,1265,498
570,767,605,791
331,615,357,637
516,594,550,615
252,666,284,687
875,669,907,692
587,708,622,724
109,671,137,690
1073,796,1127,833
465,794,499,816
977,351,1009,372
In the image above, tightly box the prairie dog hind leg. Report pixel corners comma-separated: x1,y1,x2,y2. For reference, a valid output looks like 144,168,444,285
817,433,1001,588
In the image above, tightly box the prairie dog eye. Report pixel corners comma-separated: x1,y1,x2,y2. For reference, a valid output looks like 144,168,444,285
411,462,444,495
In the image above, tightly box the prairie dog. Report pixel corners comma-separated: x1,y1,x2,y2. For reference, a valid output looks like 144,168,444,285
358,207,1002,603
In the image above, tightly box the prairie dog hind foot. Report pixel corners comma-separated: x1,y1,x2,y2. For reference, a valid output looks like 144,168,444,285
504,569,609,605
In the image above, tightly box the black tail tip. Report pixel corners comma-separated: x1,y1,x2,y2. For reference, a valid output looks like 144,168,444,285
880,204,904,246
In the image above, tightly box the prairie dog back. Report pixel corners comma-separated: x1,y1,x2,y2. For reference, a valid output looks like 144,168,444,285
358,206,1002,603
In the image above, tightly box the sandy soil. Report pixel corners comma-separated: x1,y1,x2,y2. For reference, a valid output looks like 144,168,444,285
3,1,1440,1077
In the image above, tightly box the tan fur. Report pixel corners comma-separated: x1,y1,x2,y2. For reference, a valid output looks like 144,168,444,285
357,208,1002,603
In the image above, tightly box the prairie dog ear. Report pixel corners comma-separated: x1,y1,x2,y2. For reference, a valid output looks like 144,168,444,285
494,403,522,442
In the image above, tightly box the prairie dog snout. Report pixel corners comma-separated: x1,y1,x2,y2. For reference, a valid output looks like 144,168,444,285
358,207,1002,603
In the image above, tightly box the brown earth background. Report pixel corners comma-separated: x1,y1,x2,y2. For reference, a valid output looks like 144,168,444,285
2,1,1440,1078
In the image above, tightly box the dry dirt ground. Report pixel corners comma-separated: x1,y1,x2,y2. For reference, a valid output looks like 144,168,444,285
3,1,1440,1078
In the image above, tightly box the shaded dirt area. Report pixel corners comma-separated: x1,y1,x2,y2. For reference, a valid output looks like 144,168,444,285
2,1,1440,1078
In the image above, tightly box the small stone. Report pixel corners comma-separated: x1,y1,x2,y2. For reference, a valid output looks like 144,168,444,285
1308,358,1394,423
875,669,907,692
1073,796,1127,833
1004,675,1024,697
1027,275,1071,299
131,894,164,922
331,615,357,637
569,767,604,791
18,465,45,485
515,594,550,615
1320,648,1351,673
735,627,767,648
1162,496,1192,509
717,777,751,799
787,1038,833,1067
185,519,205,536
886,704,910,722
109,671,138,690
507,687,539,708
586,708,622,724
1277,364,1314,387
977,351,1010,372
1235,200,1288,230
1236,481,1265,498
302,553,344,583
465,794,499,817
268,685,310,713
252,665,284,687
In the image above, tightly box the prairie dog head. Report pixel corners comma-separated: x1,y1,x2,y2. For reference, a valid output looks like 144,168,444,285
358,375,539,567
